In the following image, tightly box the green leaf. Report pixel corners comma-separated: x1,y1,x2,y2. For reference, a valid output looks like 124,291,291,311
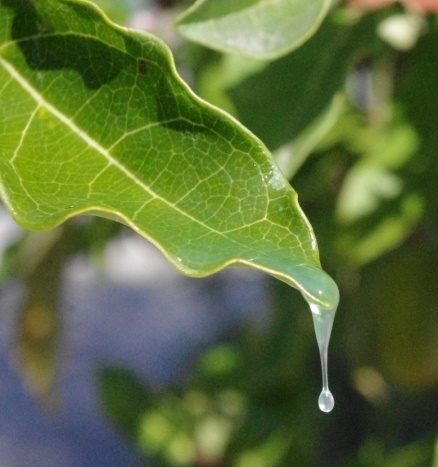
0,0,338,308
175,0,330,60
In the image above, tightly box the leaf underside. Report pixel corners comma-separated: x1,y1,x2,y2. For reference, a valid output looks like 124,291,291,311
0,0,338,307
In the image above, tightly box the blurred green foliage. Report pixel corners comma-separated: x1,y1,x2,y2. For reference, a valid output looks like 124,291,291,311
1,0,437,465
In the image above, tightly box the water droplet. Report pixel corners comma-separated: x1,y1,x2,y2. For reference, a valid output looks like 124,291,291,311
318,389,334,412
310,302,336,413
294,266,338,412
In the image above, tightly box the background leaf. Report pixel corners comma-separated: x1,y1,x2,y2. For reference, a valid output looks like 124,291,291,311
0,0,338,307
175,0,330,60
14,228,66,412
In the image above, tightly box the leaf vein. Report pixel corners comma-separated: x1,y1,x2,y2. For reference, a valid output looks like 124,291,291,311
0,56,245,241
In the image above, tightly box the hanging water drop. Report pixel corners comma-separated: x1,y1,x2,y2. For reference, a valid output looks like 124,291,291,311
289,265,339,412
310,302,337,413
318,389,334,412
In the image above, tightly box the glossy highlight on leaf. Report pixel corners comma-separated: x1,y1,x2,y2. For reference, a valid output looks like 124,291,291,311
175,0,331,60
0,0,338,308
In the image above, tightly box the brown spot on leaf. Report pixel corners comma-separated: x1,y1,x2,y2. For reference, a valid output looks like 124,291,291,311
138,59,148,76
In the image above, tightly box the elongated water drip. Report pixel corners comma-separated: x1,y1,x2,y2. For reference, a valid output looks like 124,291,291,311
310,302,336,412
280,264,338,412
